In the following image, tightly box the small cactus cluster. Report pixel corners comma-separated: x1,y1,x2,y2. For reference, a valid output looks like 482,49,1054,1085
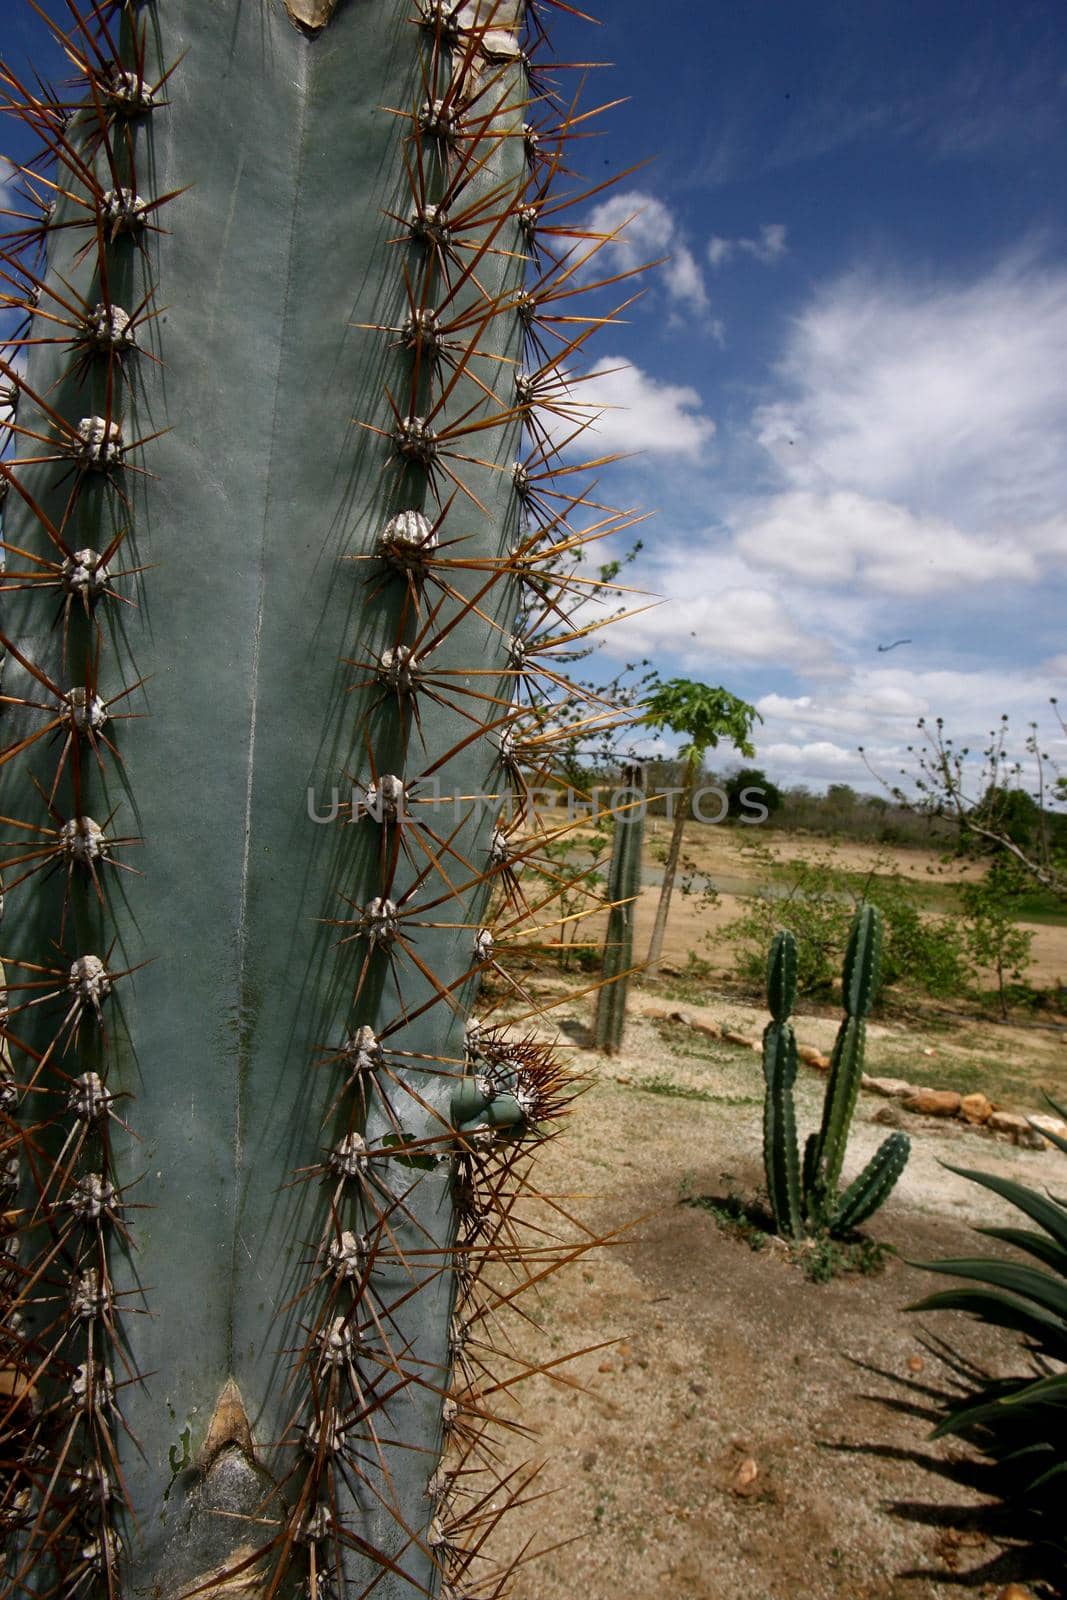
593,765,646,1055
0,2,648,1596
762,906,911,1241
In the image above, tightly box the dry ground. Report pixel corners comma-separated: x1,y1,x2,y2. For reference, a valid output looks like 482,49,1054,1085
476,1003,1065,1600
626,821,1067,989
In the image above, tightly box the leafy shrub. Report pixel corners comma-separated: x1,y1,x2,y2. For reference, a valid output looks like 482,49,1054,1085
725,844,967,1002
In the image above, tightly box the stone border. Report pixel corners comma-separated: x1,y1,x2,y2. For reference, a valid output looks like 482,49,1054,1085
650,1005,1065,1152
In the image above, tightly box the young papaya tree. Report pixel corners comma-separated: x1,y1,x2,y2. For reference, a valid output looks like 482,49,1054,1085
640,678,759,975
0,3,647,1595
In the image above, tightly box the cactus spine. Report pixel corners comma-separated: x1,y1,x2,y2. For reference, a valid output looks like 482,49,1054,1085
593,764,645,1055
760,906,910,1240
0,3,644,1595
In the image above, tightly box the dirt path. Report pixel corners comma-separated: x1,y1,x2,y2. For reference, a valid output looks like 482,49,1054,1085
483,1009,1063,1600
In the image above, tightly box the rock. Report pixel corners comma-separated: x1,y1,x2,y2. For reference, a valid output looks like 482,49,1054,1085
872,1106,903,1128
907,1355,924,1373
798,1045,830,1070
958,1092,993,1125
581,1450,597,1471
692,1020,721,1040
989,1111,1047,1149
731,1457,759,1496
688,1380,706,1397
903,1088,961,1118
865,1076,921,1100
921,1046,937,1056
1029,1113,1067,1144
596,1359,614,1373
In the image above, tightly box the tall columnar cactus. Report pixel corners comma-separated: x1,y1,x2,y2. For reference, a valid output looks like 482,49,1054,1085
0,4,644,1596
761,906,911,1240
593,765,645,1056
760,931,804,1240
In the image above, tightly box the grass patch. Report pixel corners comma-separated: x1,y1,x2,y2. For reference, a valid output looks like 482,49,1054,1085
632,1074,759,1107
679,1174,894,1281
874,1040,1058,1109
650,1016,758,1066
796,1235,892,1283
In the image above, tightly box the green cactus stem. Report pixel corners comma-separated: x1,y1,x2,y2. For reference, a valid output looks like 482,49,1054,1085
758,908,908,1244
807,904,883,1213
593,764,646,1055
829,1130,911,1234
0,2,645,1595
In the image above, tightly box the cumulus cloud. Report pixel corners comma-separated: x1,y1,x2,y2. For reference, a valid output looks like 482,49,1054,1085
753,261,1067,521
737,663,1066,795
707,223,788,268
736,488,1037,595
585,545,832,674
734,259,1067,598
571,357,716,460
584,191,712,322
754,664,1067,782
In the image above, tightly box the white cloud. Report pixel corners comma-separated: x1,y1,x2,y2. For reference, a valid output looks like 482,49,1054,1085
708,223,788,268
734,259,1067,599
754,664,1067,785
736,488,1038,595
586,545,832,674
753,260,1067,523
735,664,1067,795
585,191,712,321
572,356,716,460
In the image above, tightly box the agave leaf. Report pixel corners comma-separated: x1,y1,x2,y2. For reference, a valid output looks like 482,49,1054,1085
906,1285,1067,1351
1029,1117,1067,1155
944,1369,1067,1430
908,1256,1067,1323
939,1162,1067,1253
974,1224,1067,1275
1028,1456,1067,1492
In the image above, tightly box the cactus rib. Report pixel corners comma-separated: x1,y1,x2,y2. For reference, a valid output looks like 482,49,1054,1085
0,1,648,1594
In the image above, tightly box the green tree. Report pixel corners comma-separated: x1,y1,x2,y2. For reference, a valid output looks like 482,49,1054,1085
725,765,782,821
864,705,1067,899
640,680,759,974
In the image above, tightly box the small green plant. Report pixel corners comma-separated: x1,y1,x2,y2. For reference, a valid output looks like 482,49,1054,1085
761,906,911,1240
680,1185,768,1252
799,1235,891,1283
906,1094,1067,1572
961,857,1036,1017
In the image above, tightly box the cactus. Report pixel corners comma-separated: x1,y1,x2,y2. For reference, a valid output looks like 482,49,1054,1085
0,3,645,1596
760,932,803,1239
759,907,910,1241
593,764,645,1055
828,1129,910,1234
806,903,883,1216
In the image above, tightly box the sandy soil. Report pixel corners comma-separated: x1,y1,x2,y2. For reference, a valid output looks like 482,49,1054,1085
479,1008,1065,1600
557,820,1067,998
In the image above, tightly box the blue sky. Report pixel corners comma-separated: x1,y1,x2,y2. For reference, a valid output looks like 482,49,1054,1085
3,2,1065,793
543,0,1067,791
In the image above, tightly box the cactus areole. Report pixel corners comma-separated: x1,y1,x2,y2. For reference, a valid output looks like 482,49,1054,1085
0,2,639,1595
